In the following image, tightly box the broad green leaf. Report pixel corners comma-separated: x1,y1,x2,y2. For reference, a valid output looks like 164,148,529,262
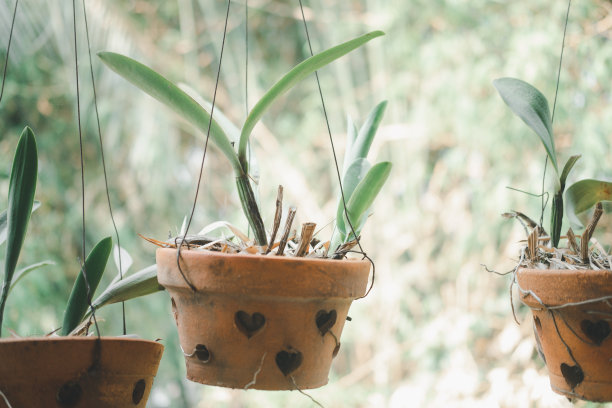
0,201,39,247
493,78,558,175
342,161,392,240
61,236,112,335
336,158,372,236
341,115,359,175
347,101,387,167
0,127,38,333
98,52,242,174
238,31,385,170
90,265,162,312
565,179,612,227
178,83,241,142
560,155,581,191
8,260,54,294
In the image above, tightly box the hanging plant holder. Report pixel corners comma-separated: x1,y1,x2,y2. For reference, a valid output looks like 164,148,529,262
518,268,612,402
0,337,164,408
157,248,370,390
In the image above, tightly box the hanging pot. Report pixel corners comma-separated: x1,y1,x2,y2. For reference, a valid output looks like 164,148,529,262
0,336,163,408
517,268,612,402
156,248,370,390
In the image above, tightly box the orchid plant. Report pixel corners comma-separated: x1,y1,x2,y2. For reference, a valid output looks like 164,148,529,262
494,77,612,252
99,31,391,256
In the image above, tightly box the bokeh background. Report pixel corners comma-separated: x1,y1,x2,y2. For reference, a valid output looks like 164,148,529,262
2,0,612,406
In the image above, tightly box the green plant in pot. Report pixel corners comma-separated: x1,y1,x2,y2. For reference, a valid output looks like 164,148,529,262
495,77,612,402
0,126,165,408
98,30,392,390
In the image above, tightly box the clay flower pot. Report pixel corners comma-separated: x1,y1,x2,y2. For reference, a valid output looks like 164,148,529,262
156,248,370,390
517,268,612,402
0,336,164,408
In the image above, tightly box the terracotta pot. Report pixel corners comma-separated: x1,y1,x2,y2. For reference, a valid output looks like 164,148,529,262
0,336,164,408
156,248,370,390
517,268,612,402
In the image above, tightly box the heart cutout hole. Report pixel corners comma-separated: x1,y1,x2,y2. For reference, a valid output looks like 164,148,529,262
316,309,337,336
275,350,303,376
235,311,266,338
560,363,584,389
581,319,611,346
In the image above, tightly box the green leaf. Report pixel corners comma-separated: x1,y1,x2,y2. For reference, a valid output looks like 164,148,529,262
90,265,162,312
346,101,387,168
560,155,581,191
336,158,372,237
0,201,39,247
8,260,54,294
238,31,385,171
331,162,392,252
0,127,38,334
341,115,359,175
98,52,242,174
565,179,612,227
493,78,558,175
61,236,112,336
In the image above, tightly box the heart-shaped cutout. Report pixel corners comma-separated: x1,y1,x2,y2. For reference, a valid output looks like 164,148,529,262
316,309,337,336
235,311,266,339
275,350,303,376
194,344,211,363
581,319,611,346
560,363,584,389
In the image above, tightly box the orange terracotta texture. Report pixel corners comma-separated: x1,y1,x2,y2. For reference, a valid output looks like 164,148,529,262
0,337,163,408
517,268,612,402
156,248,371,390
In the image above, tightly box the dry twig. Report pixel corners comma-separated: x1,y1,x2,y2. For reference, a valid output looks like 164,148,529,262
295,223,316,257
277,206,296,256
266,185,283,254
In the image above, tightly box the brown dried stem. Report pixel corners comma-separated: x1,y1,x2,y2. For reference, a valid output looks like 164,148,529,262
566,228,579,254
277,206,296,256
528,226,539,262
295,223,316,257
581,202,604,263
266,186,283,254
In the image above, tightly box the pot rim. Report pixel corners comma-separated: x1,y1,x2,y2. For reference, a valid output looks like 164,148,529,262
0,336,163,345
156,247,371,265
517,267,612,307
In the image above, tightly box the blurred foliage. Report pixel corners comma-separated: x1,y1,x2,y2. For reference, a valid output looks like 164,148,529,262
3,0,612,407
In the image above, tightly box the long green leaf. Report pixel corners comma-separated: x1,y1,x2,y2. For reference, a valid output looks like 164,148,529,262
493,78,558,175
336,158,372,237
346,101,387,169
61,236,112,335
238,31,385,171
331,162,392,252
341,115,359,175
0,201,40,247
0,127,38,334
565,179,612,227
98,52,242,174
90,265,162,312
8,260,54,294
560,155,581,191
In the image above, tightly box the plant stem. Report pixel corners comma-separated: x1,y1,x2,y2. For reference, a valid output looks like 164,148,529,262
235,175,267,246
550,190,563,248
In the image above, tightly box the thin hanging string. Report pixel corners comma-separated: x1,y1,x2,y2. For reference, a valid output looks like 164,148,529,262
551,0,572,124
81,0,126,335
296,0,374,297
245,0,249,115
0,0,19,105
175,0,232,291
72,0,100,337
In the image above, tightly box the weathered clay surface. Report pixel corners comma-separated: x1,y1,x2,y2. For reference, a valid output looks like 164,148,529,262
157,248,370,390
518,268,612,402
0,337,164,408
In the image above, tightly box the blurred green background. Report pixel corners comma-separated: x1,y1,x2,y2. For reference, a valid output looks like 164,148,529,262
3,0,612,406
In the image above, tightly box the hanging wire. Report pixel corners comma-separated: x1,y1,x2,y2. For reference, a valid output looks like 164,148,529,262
81,0,126,335
296,0,375,295
552,0,572,124
0,0,19,105
72,0,100,337
175,0,233,291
